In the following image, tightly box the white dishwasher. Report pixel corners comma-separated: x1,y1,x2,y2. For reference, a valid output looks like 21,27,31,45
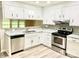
67,34,79,57
11,34,24,54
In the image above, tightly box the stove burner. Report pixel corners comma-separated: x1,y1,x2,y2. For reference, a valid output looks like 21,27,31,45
52,30,73,38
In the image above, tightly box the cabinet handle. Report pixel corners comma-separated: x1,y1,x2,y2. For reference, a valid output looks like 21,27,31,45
31,40,33,43
72,19,73,23
39,37,40,39
12,13,13,16
16,14,18,17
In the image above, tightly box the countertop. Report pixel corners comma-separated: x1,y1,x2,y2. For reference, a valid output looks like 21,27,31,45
67,34,79,39
5,28,57,36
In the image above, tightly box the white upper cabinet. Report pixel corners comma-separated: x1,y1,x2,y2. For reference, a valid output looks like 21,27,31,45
63,5,79,26
43,5,64,25
23,8,42,20
16,7,24,19
23,9,29,19
69,6,79,26
62,6,71,21
2,1,43,20
3,5,23,19
3,5,12,19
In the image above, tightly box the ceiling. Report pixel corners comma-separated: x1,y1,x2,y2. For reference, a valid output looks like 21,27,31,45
20,1,68,7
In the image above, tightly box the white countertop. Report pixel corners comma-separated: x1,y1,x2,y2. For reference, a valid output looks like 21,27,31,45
5,31,25,36
67,34,79,39
5,28,57,36
28,28,57,33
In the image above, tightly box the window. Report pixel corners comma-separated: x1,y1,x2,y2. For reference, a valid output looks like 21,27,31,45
19,20,25,28
2,20,10,29
2,20,25,29
11,20,18,28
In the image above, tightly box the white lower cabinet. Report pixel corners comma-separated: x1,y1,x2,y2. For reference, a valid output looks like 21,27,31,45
31,33,40,46
41,33,52,47
67,35,79,57
24,33,40,49
24,32,52,49
24,34,32,49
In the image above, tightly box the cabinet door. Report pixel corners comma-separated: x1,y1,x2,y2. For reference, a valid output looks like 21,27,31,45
3,5,23,19
66,6,79,26
34,10,42,20
31,34,40,46
23,9,28,19
17,7,23,19
67,37,79,57
10,6,23,19
24,34,31,49
41,33,51,47
3,5,13,18
44,33,51,47
62,6,71,21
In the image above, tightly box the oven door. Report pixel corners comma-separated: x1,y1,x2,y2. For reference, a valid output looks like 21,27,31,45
52,36,66,49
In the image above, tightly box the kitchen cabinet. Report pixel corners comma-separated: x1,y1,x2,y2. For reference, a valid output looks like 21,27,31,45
23,8,42,20
3,5,12,19
31,33,40,46
41,33,52,47
43,6,64,25
23,9,28,19
2,1,43,20
67,35,79,57
25,32,52,49
62,6,71,21
43,4,79,26
3,5,23,19
63,5,79,26
3,5,42,20
24,33,40,49
69,6,79,26
24,34,32,49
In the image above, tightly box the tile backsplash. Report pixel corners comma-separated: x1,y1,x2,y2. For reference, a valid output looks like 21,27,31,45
72,26,79,33
43,24,79,34
42,24,71,30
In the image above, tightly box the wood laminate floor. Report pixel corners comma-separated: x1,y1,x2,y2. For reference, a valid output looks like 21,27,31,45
5,45,69,58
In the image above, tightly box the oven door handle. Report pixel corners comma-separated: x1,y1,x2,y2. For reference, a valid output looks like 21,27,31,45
54,36,65,39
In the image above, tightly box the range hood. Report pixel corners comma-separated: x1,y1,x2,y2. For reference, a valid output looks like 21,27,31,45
53,20,70,24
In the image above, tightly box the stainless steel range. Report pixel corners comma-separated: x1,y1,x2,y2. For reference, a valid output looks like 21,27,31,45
52,29,73,50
